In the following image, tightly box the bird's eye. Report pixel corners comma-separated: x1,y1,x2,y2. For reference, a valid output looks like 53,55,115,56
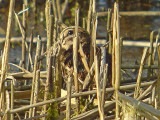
67,30,73,35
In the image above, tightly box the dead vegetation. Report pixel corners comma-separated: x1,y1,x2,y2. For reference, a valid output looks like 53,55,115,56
0,0,160,120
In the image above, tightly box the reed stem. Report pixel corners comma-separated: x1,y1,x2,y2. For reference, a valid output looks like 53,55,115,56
73,8,80,114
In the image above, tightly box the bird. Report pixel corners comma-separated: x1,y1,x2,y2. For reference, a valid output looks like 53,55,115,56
59,26,111,90
60,26,91,52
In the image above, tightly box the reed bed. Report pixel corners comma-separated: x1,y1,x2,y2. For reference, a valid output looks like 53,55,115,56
0,0,160,120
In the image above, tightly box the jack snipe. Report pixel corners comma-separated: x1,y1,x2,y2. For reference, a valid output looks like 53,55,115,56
59,26,111,89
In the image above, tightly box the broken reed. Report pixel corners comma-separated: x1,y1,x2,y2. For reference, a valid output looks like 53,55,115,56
73,8,80,114
6,80,155,120
134,48,148,98
2,0,160,120
27,30,34,71
97,11,160,17
112,2,121,119
66,76,72,120
43,0,52,116
29,35,41,118
120,31,160,119
22,3,27,69
0,0,15,117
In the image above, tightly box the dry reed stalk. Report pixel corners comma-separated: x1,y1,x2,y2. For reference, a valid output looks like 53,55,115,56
82,18,86,29
112,12,115,88
11,80,14,120
151,87,156,107
114,3,121,88
97,11,160,17
137,83,156,101
52,0,58,21
43,2,52,114
100,46,106,80
100,46,107,112
6,90,10,108
8,80,155,114
92,10,105,119
139,112,158,120
39,43,45,68
87,0,92,34
121,101,136,120
46,14,53,70
48,15,53,44
92,0,96,15
152,34,159,64
90,0,96,66
24,0,28,14
45,0,51,31
79,43,90,72
55,23,62,115
149,33,159,105
32,70,40,117
151,35,159,105
44,26,53,116
102,64,108,110
148,31,154,79
45,1,52,44
125,83,154,120
71,101,115,120
82,62,95,90
29,56,38,117
4,90,10,120
88,1,96,102
66,76,72,120
29,36,41,118
81,94,95,113
156,45,160,110
22,4,27,69
52,44,60,90
8,63,30,74
73,8,80,114
118,92,160,119
62,0,69,17
43,51,52,114
15,13,25,38
113,2,121,119
52,0,62,115
95,56,104,120
134,48,148,99
56,0,62,21
27,30,34,71
82,58,109,113
35,36,42,59
106,8,112,54
14,13,29,51
43,1,54,115
0,0,15,117
15,113,21,120
152,34,159,104
89,0,94,68
5,71,46,79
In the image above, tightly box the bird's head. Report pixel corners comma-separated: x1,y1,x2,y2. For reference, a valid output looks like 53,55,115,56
60,26,90,51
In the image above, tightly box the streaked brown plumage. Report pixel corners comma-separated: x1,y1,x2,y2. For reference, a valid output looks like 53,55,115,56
59,26,111,89
59,26,91,72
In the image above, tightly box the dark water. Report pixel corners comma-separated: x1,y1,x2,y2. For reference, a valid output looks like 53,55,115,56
97,0,160,39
